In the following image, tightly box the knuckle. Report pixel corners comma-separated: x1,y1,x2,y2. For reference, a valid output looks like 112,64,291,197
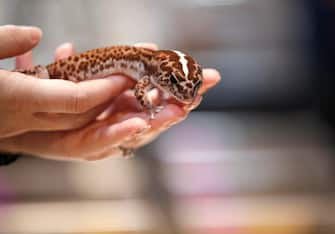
0,72,25,110
69,90,90,113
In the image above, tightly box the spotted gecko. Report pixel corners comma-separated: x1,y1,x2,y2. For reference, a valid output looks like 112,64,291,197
14,45,203,156
15,45,203,115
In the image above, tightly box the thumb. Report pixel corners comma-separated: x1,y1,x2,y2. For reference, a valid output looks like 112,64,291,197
0,25,42,59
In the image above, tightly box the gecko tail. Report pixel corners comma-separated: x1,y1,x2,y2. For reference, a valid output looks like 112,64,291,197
14,65,50,79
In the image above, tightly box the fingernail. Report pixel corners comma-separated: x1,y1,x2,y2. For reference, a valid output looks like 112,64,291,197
134,42,158,50
60,42,75,54
30,28,42,44
134,42,147,47
61,42,73,49
203,68,221,77
20,26,42,44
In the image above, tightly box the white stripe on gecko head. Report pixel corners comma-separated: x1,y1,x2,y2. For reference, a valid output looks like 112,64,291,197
173,50,189,78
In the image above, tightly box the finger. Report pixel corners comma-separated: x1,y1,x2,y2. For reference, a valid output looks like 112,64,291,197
149,104,186,130
199,68,221,95
4,117,149,161
0,70,133,113
97,88,161,120
85,147,122,161
121,104,187,149
96,91,139,121
54,42,75,61
32,101,111,131
102,101,186,129
15,50,33,69
39,76,133,113
102,91,142,118
134,42,159,51
64,117,149,159
0,25,42,59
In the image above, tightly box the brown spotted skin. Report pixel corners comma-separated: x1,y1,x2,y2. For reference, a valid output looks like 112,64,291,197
14,45,203,110
46,46,155,82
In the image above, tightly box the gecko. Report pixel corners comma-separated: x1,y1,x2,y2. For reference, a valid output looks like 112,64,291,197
14,45,203,156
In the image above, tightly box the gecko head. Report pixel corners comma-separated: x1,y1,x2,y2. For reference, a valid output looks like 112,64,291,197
153,50,203,104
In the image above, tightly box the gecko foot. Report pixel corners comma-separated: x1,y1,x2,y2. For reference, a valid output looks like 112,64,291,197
155,105,164,113
148,105,164,119
149,111,155,120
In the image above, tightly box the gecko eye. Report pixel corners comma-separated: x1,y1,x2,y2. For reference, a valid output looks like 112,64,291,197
170,75,178,84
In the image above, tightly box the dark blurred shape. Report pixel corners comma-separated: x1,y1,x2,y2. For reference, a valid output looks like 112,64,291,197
309,0,335,129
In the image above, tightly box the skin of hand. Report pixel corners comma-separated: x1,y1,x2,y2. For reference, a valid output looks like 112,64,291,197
0,26,221,161
0,25,134,138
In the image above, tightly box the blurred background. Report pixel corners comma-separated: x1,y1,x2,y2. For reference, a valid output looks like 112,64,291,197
0,0,335,233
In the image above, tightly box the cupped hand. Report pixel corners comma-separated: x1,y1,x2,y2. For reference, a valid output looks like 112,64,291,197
0,25,133,138
112,69,220,154
0,38,220,161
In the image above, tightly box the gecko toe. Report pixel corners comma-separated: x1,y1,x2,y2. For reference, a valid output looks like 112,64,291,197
155,105,164,113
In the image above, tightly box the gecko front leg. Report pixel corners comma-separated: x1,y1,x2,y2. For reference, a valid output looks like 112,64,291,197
135,75,162,119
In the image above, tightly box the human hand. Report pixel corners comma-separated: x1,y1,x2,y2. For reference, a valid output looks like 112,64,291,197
0,41,220,161
112,69,220,155
0,25,133,138
78,43,221,159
